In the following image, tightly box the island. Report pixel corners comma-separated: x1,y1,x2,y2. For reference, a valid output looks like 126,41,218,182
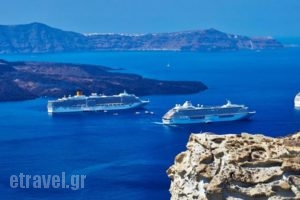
0,22,283,54
0,59,207,101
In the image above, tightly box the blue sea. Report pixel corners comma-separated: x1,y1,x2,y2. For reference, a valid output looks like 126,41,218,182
1,49,300,199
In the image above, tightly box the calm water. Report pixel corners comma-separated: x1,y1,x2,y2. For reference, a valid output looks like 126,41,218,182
1,49,300,199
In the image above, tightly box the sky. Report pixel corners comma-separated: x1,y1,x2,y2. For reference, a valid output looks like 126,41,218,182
0,0,299,37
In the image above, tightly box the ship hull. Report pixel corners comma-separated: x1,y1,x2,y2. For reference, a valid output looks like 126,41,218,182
295,100,300,108
48,101,148,113
294,93,300,108
162,112,255,125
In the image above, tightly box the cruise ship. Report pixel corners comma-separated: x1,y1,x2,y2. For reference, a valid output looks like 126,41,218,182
162,100,256,125
294,92,300,108
47,91,149,113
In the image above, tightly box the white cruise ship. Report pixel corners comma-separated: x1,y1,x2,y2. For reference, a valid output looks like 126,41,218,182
47,91,149,113
162,100,256,125
295,92,300,108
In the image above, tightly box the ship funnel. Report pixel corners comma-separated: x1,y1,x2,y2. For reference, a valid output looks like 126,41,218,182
76,90,83,96
182,101,193,108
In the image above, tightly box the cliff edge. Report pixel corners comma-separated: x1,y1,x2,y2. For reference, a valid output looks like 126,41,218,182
167,132,300,200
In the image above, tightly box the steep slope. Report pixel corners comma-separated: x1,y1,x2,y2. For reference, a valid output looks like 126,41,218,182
0,22,89,53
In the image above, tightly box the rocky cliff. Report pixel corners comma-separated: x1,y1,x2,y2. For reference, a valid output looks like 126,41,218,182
167,132,300,200
0,23,89,53
0,59,207,101
88,29,283,51
0,23,283,53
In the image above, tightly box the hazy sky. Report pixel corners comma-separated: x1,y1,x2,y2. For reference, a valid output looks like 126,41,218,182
0,0,299,37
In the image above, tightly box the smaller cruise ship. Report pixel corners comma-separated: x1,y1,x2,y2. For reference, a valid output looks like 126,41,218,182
162,100,256,125
47,90,149,113
294,92,300,108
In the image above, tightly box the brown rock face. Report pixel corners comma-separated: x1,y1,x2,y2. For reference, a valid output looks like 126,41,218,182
167,132,300,200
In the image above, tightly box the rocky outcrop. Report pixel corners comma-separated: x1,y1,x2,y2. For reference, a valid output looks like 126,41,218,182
0,23,283,53
167,132,300,200
0,59,207,101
